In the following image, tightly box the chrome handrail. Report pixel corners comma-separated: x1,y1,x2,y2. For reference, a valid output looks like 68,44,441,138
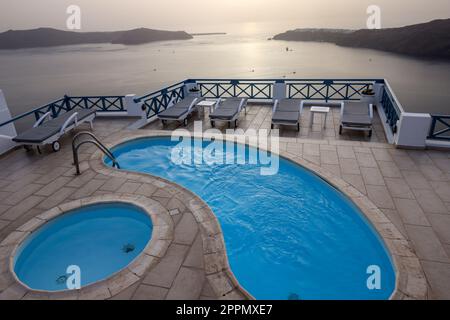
72,131,120,175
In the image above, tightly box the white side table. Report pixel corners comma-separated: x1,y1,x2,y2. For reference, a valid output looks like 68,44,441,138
196,100,217,118
310,106,330,128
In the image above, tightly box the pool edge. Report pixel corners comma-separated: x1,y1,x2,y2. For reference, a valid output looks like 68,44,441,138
1,195,173,299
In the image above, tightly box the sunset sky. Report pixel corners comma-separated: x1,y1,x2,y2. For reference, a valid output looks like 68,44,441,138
0,0,449,33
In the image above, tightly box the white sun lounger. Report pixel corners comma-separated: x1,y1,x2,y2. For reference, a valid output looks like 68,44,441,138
209,97,247,128
271,99,303,131
339,101,374,137
157,96,203,126
0,108,96,153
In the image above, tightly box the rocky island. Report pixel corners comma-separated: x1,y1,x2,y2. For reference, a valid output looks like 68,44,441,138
273,19,450,60
0,27,193,49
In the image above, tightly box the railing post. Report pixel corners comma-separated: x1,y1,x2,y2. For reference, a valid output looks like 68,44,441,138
34,111,41,122
161,89,168,108
50,103,57,118
230,80,238,98
63,95,71,111
324,80,333,102
101,97,106,112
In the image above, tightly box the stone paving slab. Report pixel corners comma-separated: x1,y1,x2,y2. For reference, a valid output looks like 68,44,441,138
0,106,449,299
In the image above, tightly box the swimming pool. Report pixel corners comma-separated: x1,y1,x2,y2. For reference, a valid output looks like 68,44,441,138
14,203,152,292
107,137,395,300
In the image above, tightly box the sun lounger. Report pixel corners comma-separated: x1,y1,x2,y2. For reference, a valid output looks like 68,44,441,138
209,98,247,128
157,96,203,126
271,99,302,131
10,108,96,152
339,101,373,137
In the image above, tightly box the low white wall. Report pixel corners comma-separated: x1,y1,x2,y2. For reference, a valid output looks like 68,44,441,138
124,94,146,118
395,112,432,149
0,90,18,155
426,139,450,149
184,82,200,98
373,83,384,104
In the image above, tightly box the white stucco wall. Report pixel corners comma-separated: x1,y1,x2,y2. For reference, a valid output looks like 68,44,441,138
124,94,146,118
395,112,432,148
0,90,18,155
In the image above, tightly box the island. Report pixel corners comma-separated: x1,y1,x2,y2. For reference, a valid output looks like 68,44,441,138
273,19,450,60
0,27,193,49
190,33,227,36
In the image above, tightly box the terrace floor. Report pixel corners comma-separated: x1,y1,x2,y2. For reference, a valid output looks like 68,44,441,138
1,104,450,299
148,103,389,143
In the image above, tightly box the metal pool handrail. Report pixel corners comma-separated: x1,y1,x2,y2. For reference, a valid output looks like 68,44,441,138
72,131,120,175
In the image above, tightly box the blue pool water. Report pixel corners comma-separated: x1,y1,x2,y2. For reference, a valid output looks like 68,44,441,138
107,137,395,300
14,203,152,291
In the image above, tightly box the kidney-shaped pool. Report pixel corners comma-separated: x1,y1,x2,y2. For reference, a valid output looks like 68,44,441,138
107,137,395,300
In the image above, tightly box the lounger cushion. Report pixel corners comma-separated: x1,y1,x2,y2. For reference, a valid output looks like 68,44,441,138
341,114,372,125
219,98,246,109
13,125,60,143
12,108,96,143
170,97,198,110
272,111,299,124
303,101,342,108
342,102,372,125
344,102,370,114
210,107,239,120
276,99,301,112
210,98,246,120
157,97,200,119
158,106,189,119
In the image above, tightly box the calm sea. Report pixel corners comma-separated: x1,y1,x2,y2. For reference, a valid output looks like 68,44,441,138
1,26,450,119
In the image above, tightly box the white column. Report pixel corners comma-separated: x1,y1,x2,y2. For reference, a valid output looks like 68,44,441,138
184,81,200,98
0,90,18,155
124,94,146,118
395,112,432,149
373,83,384,104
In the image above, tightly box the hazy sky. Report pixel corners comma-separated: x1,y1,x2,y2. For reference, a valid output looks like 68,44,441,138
0,0,449,33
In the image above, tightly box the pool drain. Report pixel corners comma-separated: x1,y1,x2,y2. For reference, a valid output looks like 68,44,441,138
56,275,68,285
122,243,135,253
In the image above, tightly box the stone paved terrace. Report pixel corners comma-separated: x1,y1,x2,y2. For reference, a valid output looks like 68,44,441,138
1,104,450,299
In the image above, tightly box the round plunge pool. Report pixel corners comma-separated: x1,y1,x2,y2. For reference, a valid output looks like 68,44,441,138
13,203,152,292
